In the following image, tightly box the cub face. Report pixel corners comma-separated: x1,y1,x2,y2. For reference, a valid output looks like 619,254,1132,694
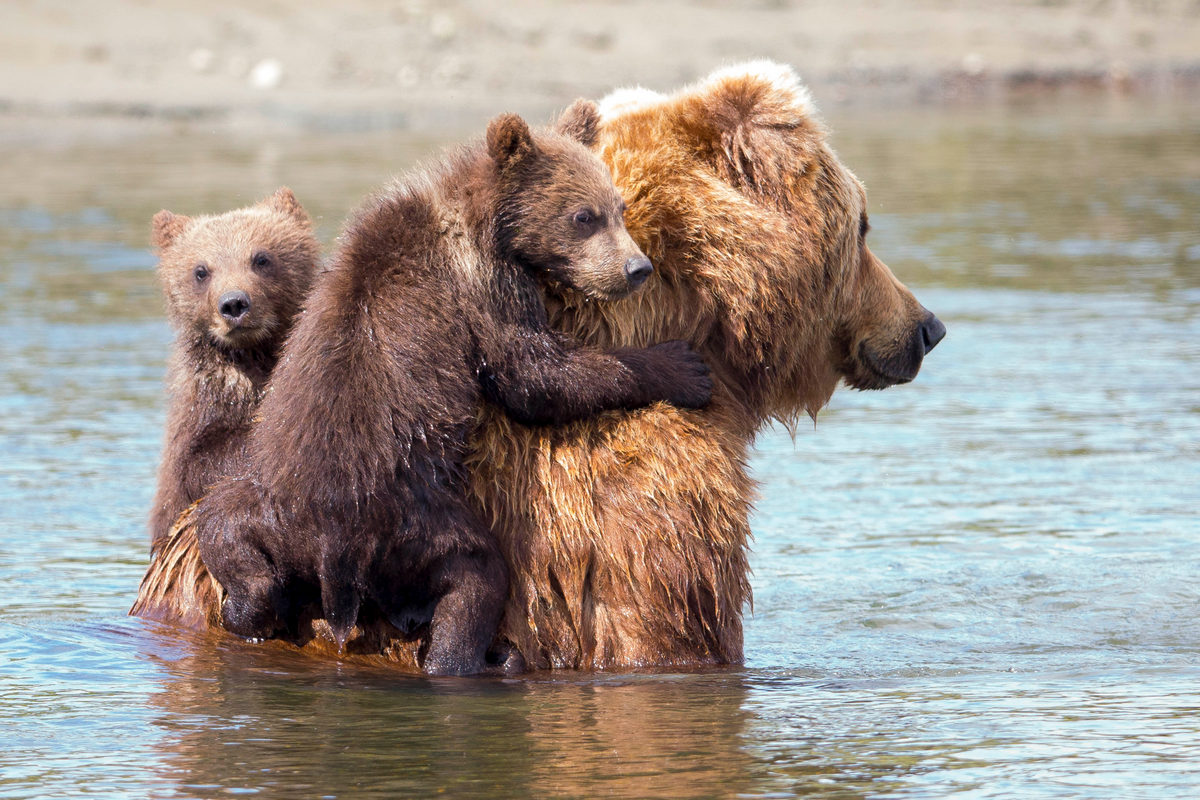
486,102,653,301
153,188,319,351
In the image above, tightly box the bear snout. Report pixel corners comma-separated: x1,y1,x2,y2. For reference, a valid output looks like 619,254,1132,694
218,290,252,324
852,308,945,390
623,256,654,289
920,312,946,355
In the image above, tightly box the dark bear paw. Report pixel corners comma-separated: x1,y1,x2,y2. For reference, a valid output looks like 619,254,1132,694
421,648,489,677
486,641,528,676
646,339,713,409
220,583,283,641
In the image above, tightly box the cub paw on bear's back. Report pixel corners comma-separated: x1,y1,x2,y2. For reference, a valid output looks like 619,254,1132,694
148,188,320,548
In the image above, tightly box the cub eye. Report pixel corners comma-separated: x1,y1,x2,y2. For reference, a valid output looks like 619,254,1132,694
194,264,209,283
572,209,596,228
251,251,273,270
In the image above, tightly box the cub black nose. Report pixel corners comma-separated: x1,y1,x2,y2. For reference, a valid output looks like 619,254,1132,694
219,290,251,322
920,313,946,354
624,256,654,289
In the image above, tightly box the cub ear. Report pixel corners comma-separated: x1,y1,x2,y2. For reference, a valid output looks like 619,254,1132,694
263,186,311,226
151,210,190,249
486,113,535,170
554,99,600,148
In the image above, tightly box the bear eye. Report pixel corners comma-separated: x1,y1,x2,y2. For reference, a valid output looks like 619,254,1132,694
572,209,598,231
251,251,273,271
859,214,870,240
194,264,209,283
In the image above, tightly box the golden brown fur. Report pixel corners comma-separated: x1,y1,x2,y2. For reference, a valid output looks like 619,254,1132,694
132,62,945,672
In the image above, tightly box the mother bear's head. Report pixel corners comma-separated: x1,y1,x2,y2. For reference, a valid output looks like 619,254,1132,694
549,60,944,427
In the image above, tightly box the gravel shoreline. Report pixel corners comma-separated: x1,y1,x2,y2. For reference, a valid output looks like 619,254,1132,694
3,0,1199,138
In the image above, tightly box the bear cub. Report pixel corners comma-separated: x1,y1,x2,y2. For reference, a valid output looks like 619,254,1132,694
149,188,319,548
193,101,712,675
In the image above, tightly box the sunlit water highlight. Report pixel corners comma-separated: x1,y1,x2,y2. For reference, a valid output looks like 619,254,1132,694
1,98,1197,798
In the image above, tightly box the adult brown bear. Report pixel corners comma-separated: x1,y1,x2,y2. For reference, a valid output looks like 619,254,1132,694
133,61,945,672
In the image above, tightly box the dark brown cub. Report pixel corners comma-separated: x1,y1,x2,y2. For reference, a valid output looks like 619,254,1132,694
192,102,712,675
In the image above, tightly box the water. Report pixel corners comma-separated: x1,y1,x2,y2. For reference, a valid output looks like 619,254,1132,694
1,97,1198,798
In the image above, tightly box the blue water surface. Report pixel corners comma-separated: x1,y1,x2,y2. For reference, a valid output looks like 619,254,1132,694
1,98,1198,799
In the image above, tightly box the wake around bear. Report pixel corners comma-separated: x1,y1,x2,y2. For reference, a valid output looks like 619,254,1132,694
159,101,713,675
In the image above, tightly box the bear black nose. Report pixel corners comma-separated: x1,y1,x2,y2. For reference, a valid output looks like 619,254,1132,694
624,256,654,289
219,290,252,322
919,313,947,355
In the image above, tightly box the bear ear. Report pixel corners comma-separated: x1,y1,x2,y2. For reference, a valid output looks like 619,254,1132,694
699,61,815,126
263,186,311,226
151,210,190,249
554,99,600,148
486,113,535,171
690,61,820,188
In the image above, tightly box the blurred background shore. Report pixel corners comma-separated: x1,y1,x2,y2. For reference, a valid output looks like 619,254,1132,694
3,0,1200,142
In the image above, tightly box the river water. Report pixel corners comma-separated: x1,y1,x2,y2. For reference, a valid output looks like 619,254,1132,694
1,96,1198,798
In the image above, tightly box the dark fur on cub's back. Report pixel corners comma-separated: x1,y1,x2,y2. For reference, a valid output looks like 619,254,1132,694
191,103,712,675
148,188,319,548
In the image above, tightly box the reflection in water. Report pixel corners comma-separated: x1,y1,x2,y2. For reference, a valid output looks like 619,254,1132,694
1,95,1199,798
144,629,760,799
144,630,996,799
